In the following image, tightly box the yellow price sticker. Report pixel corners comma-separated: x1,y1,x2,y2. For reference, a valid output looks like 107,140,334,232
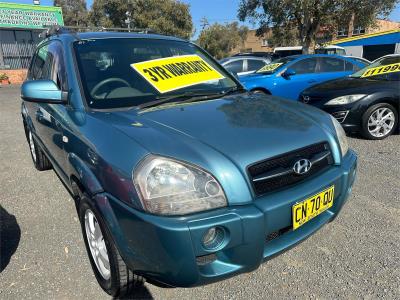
361,62,400,78
130,55,225,93
257,63,283,73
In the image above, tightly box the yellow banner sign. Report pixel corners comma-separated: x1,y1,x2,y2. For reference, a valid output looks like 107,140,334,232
131,55,225,93
257,63,283,73
361,62,400,78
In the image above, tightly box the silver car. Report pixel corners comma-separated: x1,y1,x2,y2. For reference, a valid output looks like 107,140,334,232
220,56,271,76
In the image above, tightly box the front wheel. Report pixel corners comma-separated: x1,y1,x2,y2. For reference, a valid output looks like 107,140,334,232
361,103,398,140
78,195,144,297
26,129,52,171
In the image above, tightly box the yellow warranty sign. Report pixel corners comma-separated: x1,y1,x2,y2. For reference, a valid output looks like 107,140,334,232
257,63,283,73
130,55,225,93
361,62,400,78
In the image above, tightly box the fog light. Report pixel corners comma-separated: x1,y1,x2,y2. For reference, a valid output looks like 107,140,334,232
202,227,225,250
331,111,349,123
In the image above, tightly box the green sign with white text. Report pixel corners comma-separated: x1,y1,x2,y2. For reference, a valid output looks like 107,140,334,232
0,2,64,29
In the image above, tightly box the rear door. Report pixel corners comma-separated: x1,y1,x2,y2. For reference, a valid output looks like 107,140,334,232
315,57,352,84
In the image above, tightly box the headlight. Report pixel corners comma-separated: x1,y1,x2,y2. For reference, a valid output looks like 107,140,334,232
133,156,227,215
325,94,366,105
330,115,349,157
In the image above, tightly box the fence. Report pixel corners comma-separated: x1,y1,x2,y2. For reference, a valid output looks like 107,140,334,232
0,41,37,69
0,26,155,70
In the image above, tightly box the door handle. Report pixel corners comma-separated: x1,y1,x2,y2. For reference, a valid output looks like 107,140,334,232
308,79,317,83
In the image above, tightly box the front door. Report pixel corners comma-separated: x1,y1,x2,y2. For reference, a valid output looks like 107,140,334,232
274,57,319,100
28,41,69,176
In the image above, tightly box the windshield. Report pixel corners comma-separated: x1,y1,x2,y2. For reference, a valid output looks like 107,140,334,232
256,56,298,74
74,38,238,109
350,55,400,81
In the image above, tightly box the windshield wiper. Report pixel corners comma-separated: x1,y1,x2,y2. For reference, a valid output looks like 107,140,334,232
137,91,222,110
137,87,245,110
176,87,247,105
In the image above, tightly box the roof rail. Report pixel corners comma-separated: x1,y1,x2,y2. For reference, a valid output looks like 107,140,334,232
39,25,65,38
39,25,157,39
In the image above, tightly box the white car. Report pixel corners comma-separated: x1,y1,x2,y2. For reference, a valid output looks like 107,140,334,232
220,56,271,76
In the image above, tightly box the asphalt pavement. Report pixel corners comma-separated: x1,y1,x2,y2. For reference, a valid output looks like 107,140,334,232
0,84,399,299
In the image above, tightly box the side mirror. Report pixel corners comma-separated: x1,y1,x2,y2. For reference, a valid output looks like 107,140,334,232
282,68,296,78
21,80,67,104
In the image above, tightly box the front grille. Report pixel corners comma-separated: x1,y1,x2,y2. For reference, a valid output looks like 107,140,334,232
248,142,333,196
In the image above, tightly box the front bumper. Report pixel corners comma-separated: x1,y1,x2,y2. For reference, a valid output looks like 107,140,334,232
302,98,363,133
93,150,357,287
317,106,362,133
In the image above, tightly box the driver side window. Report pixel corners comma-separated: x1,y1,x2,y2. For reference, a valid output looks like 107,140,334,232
290,58,318,74
30,41,68,91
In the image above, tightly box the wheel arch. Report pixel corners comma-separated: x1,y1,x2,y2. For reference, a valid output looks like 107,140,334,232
250,87,271,94
365,94,399,113
68,152,104,198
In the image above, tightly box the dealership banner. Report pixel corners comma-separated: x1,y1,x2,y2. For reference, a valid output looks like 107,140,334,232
0,2,64,29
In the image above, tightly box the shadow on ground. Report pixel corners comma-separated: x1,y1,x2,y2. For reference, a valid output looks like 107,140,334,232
114,285,154,300
0,206,21,272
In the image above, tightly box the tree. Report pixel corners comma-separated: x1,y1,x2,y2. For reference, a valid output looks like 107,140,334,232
54,0,88,27
238,0,399,54
89,0,193,39
338,0,398,37
197,22,248,59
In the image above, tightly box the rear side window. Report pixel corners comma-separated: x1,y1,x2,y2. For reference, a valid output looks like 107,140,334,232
29,41,67,91
345,60,361,72
318,57,345,72
224,60,244,73
247,59,266,72
290,58,318,74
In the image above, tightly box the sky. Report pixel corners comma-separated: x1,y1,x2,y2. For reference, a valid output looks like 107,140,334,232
3,0,400,38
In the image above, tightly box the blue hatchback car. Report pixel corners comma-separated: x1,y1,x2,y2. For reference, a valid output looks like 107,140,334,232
239,54,367,100
21,29,357,297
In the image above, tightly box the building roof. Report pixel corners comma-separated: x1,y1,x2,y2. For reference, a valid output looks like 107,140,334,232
331,29,400,46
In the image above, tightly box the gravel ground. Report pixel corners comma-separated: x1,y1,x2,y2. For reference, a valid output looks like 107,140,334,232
0,84,399,299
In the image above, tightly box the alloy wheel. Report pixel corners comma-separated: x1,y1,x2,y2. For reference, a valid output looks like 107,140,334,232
84,209,111,280
367,107,395,138
28,131,36,162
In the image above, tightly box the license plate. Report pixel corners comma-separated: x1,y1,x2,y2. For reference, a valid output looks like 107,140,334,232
292,186,334,230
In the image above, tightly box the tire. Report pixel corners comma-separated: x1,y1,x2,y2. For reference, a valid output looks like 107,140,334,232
78,195,144,297
361,103,398,140
26,128,52,171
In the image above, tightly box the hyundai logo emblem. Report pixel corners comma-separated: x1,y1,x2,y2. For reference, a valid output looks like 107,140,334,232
293,159,312,175
302,96,310,104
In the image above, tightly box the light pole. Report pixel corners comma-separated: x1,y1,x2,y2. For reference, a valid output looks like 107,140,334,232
125,11,132,32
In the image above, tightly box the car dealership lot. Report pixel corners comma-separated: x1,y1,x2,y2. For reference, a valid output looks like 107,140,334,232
0,84,399,299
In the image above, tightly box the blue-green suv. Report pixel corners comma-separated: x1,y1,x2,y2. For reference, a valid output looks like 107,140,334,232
21,29,357,297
